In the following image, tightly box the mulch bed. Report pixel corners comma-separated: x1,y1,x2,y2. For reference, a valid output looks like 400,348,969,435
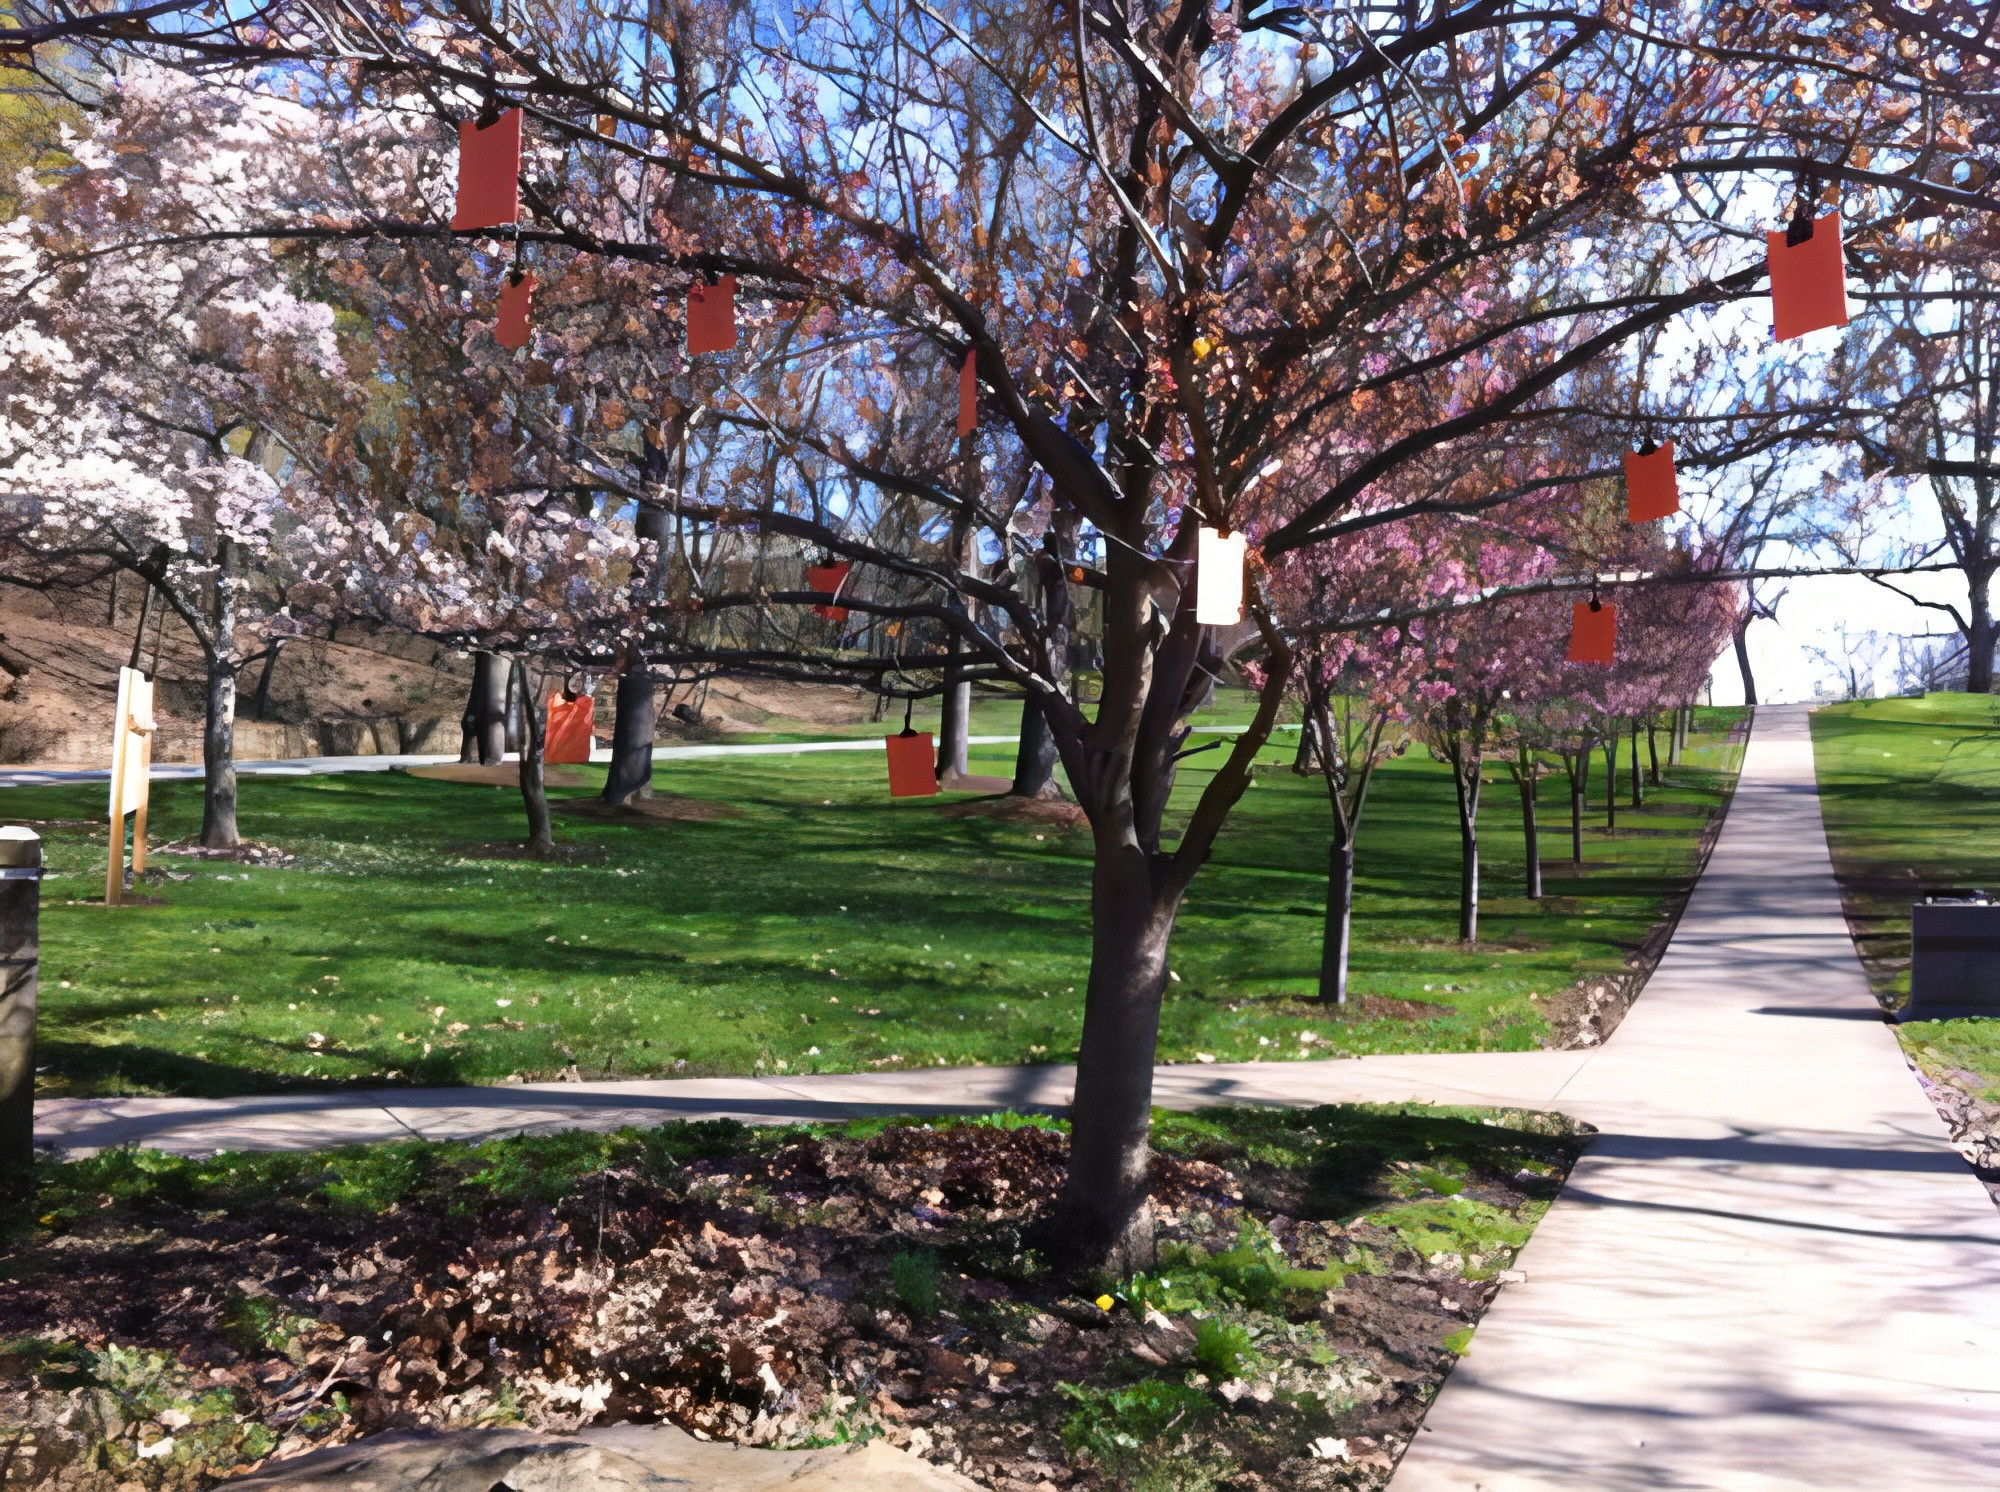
1,1110,1582,1492
936,796,1090,830
403,765,595,789
555,795,739,825
150,841,299,867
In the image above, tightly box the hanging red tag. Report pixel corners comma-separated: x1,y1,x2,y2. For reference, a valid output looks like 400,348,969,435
957,350,977,437
1766,211,1849,342
495,271,536,351
452,108,523,232
1568,600,1617,665
806,561,851,621
1624,441,1679,522
543,692,595,764
687,275,738,354
886,730,939,797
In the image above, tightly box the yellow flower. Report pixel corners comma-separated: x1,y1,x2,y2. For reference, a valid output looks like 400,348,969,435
1095,1294,1115,1312
1192,336,1214,360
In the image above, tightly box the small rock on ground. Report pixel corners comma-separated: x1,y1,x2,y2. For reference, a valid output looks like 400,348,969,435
223,1423,981,1492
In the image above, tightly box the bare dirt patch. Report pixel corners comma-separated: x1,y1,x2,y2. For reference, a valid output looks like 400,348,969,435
936,796,1090,830
150,839,299,866
4,1110,1581,1492
405,764,595,789
556,795,740,825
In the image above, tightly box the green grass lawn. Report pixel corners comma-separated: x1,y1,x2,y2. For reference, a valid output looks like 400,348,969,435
14,706,1744,1099
1811,694,2000,1098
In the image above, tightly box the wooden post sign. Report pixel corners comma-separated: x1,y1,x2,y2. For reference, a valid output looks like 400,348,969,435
105,666,157,906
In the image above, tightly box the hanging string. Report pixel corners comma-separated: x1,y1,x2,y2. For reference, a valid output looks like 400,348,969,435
1786,165,1822,248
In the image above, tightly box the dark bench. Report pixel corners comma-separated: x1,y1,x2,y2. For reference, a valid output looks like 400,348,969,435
1905,893,2000,1021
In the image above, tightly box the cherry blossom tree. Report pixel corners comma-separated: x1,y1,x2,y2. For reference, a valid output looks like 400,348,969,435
0,63,344,847
3,0,1910,1270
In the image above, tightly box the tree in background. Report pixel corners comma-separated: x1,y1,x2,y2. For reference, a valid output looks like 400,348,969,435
0,65,344,846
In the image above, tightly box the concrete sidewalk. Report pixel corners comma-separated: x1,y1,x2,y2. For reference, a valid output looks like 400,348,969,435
0,735,1029,789
1388,704,2000,1490
34,1050,1592,1156
0,724,1295,790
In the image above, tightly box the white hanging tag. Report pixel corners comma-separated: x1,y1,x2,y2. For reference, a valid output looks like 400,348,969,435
1196,527,1247,625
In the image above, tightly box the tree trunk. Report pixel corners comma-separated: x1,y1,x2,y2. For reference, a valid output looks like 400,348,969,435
503,660,523,755
1519,769,1541,900
1057,853,1173,1273
1292,717,1319,774
1568,772,1584,868
467,652,506,765
1602,731,1618,832
201,650,240,849
1011,692,1060,798
512,660,554,856
250,640,283,724
602,650,656,806
1630,717,1643,808
1669,706,1684,765
1454,750,1482,943
1318,837,1355,1004
1733,620,1758,707
459,669,478,763
1968,577,1996,694
0,829,40,1198
1647,713,1661,781
937,644,972,780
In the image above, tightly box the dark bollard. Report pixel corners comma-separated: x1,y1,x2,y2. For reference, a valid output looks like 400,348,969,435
0,827,40,1194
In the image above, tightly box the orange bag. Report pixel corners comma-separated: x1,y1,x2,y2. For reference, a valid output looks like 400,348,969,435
687,275,738,354
885,729,938,797
452,109,522,232
806,561,851,621
495,271,535,351
1767,211,1849,342
1624,441,1679,522
544,692,596,764
1568,600,1617,665
957,350,977,437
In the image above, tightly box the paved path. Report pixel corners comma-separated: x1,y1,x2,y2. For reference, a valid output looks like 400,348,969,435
0,735,1029,789
1388,704,2000,1491
0,726,1294,789
36,1051,1591,1155
28,705,2000,1487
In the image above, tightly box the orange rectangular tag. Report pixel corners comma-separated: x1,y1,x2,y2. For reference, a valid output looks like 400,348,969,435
886,731,938,797
687,275,738,354
1624,441,1679,522
452,109,522,232
1767,211,1849,342
1568,601,1616,664
495,271,535,351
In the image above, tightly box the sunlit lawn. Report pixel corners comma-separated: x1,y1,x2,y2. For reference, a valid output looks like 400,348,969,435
16,702,1744,1099
1812,694,2000,1099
